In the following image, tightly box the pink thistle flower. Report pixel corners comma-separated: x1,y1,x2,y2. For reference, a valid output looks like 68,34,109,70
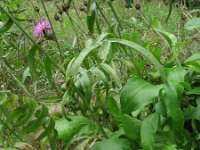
33,19,52,38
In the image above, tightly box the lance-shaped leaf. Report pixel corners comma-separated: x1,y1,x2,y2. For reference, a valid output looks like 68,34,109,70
87,0,96,33
0,18,13,33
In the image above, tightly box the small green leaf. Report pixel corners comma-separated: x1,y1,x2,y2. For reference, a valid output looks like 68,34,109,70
108,97,121,121
0,92,7,105
44,57,53,84
28,45,39,79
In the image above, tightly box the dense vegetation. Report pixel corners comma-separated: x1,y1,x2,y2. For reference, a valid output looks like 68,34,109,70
1,0,200,149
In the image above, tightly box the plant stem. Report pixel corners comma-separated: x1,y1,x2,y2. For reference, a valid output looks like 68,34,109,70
107,1,122,38
96,2,116,37
40,0,63,60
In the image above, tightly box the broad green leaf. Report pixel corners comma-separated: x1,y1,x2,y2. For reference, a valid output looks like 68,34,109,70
89,138,132,150
162,145,177,150
55,118,74,142
108,97,121,121
163,86,184,132
120,77,163,113
122,114,141,142
185,18,200,30
0,18,13,33
141,113,159,150
0,92,7,105
55,116,96,142
164,67,186,98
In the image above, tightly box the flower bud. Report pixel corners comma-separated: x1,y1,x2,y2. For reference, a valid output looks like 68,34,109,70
34,6,40,13
54,14,60,21
79,6,86,12
62,4,69,12
84,0,88,7
135,3,141,10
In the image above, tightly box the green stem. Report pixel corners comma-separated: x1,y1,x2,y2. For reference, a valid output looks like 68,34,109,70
107,1,122,38
40,0,63,60
96,2,116,37
65,11,82,50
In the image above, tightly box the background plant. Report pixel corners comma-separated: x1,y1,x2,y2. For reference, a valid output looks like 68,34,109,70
1,0,200,149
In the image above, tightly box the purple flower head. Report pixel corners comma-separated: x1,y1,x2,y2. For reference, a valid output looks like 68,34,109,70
33,19,52,37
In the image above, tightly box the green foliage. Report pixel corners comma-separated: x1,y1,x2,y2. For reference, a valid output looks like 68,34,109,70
1,0,200,149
